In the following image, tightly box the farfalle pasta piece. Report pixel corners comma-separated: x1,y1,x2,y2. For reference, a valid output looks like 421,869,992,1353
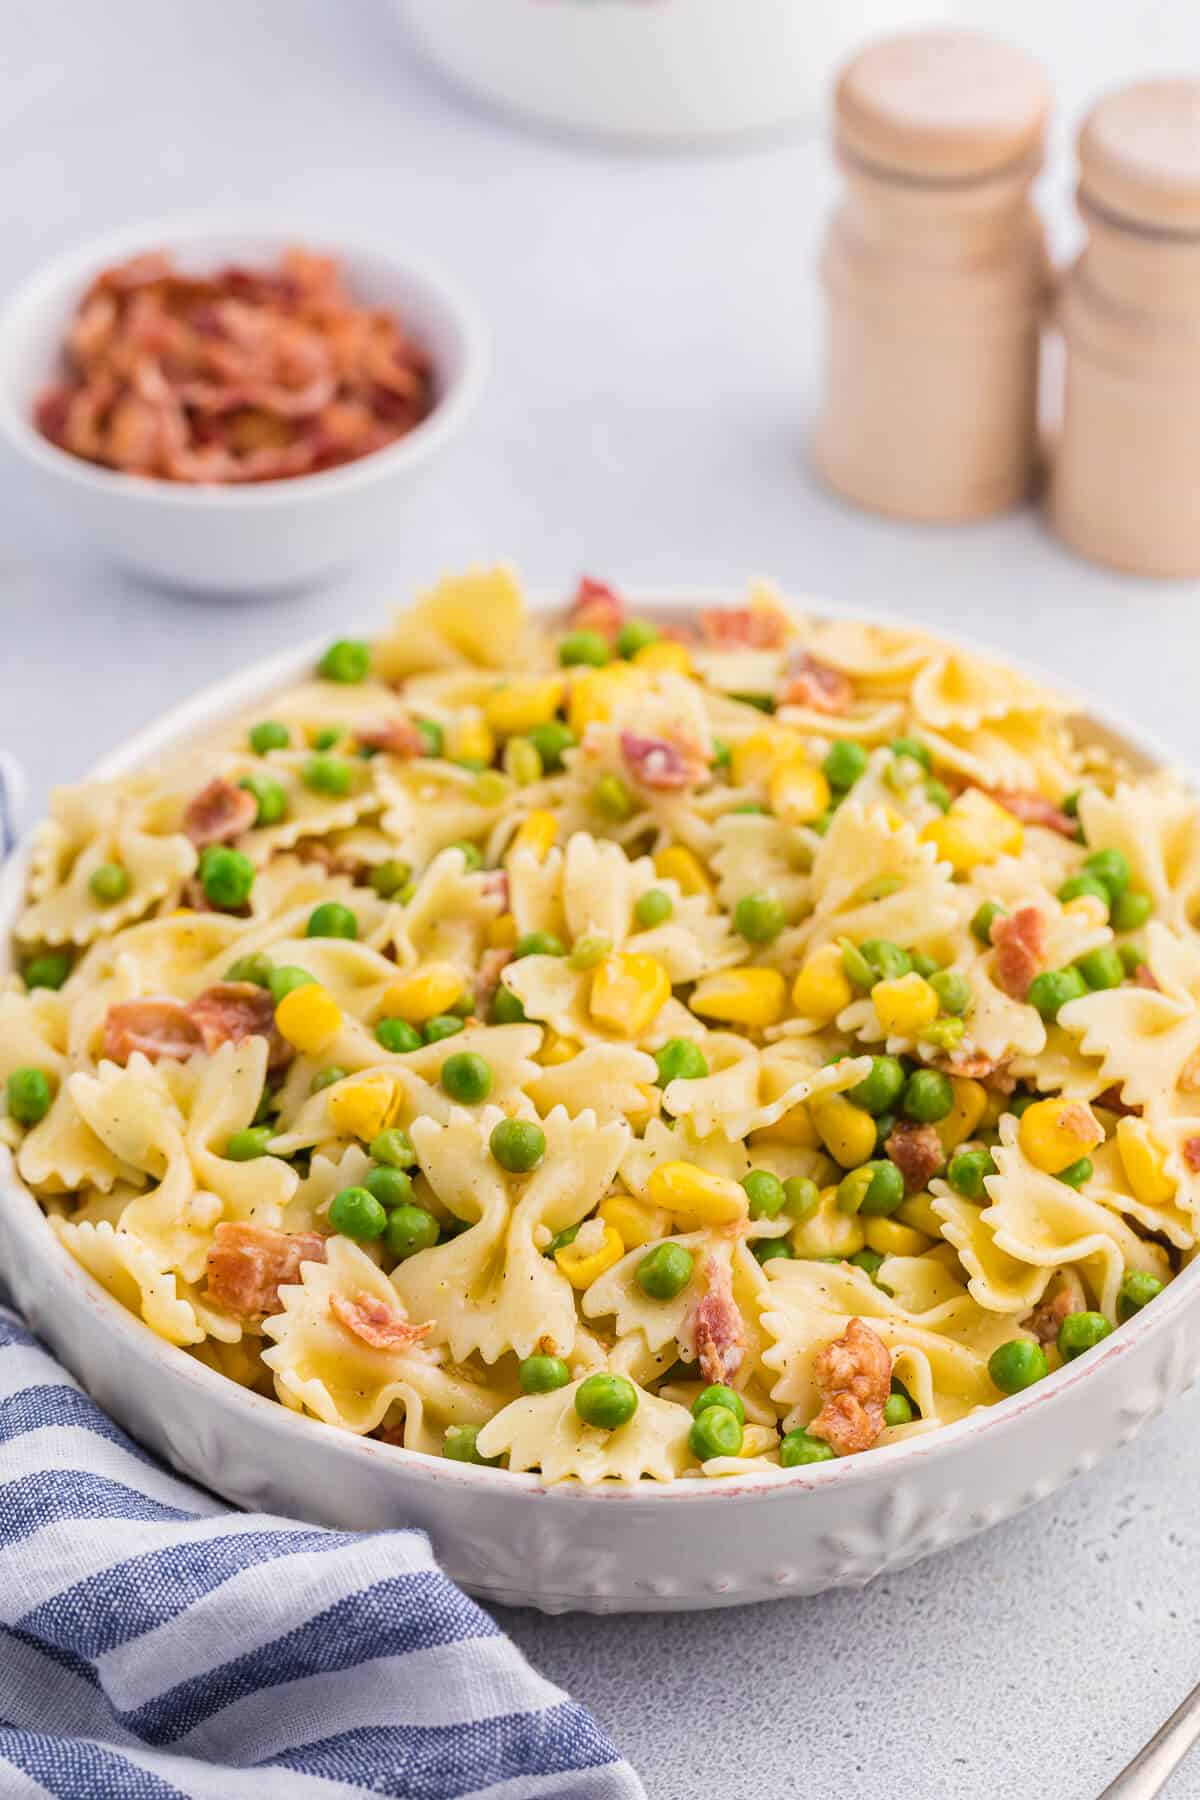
526,1042,660,1125
1077,777,1200,936
789,798,964,961
661,1034,870,1143
373,565,530,680
16,828,197,949
910,648,1076,735
1057,921,1200,1114
475,1377,694,1485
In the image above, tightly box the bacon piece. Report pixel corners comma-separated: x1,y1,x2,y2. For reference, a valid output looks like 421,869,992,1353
475,947,513,1017
188,981,290,1071
990,905,1047,1002
355,717,426,758
619,730,707,792
691,1256,746,1387
778,649,853,715
182,777,258,848
206,1224,326,1319
885,1119,945,1193
1023,1277,1085,1346
329,1291,434,1350
932,1050,1013,1090
985,790,1077,838
103,998,202,1064
698,606,787,650
1184,1137,1200,1174
567,576,624,645
809,1318,891,1457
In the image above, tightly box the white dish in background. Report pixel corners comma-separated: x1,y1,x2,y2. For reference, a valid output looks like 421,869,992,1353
0,592,1194,1615
0,219,487,595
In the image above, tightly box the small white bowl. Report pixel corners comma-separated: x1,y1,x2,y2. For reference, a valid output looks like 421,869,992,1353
0,219,487,594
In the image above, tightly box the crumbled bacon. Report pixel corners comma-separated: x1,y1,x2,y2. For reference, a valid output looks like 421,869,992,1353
884,1119,945,1193
698,606,787,650
355,718,426,759
35,249,433,484
102,998,202,1064
690,1256,746,1387
188,981,290,1070
1023,1280,1084,1346
206,1224,326,1319
932,1050,1012,1089
567,577,624,644
475,947,513,1016
985,790,1077,838
330,1291,434,1350
619,730,707,792
809,1318,891,1457
777,649,853,714
103,981,287,1067
182,777,258,848
990,905,1047,1002
1184,1137,1200,1174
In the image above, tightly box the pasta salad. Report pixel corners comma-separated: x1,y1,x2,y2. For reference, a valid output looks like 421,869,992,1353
2,568,1190,1484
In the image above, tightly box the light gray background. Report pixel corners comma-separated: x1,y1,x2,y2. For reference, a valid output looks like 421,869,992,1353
3,4,1200,1795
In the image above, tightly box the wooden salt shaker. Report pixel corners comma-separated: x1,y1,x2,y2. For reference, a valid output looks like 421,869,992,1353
1050,82,1200,577
813,30,1052,522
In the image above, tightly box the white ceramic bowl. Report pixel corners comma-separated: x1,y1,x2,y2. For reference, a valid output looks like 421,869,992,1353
1,593,1196,1614
0,220,487,594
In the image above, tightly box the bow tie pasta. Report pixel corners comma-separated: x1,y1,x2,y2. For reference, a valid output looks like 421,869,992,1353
3,568,1190,1482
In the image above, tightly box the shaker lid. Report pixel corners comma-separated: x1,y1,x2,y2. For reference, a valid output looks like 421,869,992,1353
835,30,1050,181
1079,81,1200,233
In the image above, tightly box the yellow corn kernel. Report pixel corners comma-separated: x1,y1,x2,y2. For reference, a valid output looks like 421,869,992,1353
589,954,671,1038
921,790,1024,875
1116,1116,1177,1208
864,1216,932,1258
809,1092,879,1169
567,665,643,736
380,961,464,1024
537,1028,580,1067
509,809,559,862
730,729,801,789
753,1064,819,1146
487,911,519,949
327,1072,403,1141
652,845,712,900
633,640,692,676
896,1191,944,1238
445,715,495,766
483,677,565,737
274,983,342,1055
769,759,831,827
646,1159,749,1226
872,972,940,1037
1063,892,1109,928
936,1076,989,1154
689,967,786,1028
1019,1097,1104,1175
599,1193,669,1250
791,943,854,1025
555,1223,625,1289
790,1188,866,1260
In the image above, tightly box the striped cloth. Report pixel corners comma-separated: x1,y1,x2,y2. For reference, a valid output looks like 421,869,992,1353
0,760,644,1800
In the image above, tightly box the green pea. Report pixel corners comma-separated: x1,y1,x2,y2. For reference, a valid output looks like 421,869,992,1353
860,1159,907,1216
779,1429,835,1468
311,1066,347,1093
199,846,255,911
848,1054,906,1117
440,1052,492,1104
874,1111,897,1151
24,951,72,991
1008,1093,1036,1118
1057,873,1110,911
490,986,526,1025
634,888,674,929
1118,942,1148,978
924,779,952,813
423,1015,465,1045
734,891,786,945
822,739,868,792
415,718,444,758
369,1128,416,1169
574,1373,638,1430
591,774,634,821
225,1126,273,1161
318,638,370,683
568,934,613,971
1057,1310,1113,1360
249,720,290,754
1111,889,1152,932
861,939,912,983
369,859,411,899
267,965,315,1003
731,692,775,713
544,1223,580,1259
489,1118,546,1173
6,1067,53,1126
519,1353,571,1394
1076,946,1124,991
782,1176,820,1220
883,1393,914,1427
732,803,766,816
329,1185,387,1241
302,754,352,796
929,969,972,1016
515,931,565,960
305,902,357,941
902,1068,954,1124
385,1202,439,1261
1056,1157,1093,1189
710,738,731,770
443,1424,500,1465
849,1249,886,1281
528,720,575,772
635,1242,695,1301
88,862,130,905
889,736,932,771
971,901,1006,945
238,773,287,828
754,1238,793,1265
836,1166,873,1215
1117,1269,1165,1322
616,618,660,659
742,1169,787,1219
223,952,272,990
948,1147,995,1199
839,939,876,989
558,630,611,668
312,725,345,752
988,1340,1048,1393
376,1017,422,1053
689,1404,743,1461
910,952,941,980
651,1041,708,1092
1082,848,1131,901
1027,966,1088,1023
693,1384,745,1425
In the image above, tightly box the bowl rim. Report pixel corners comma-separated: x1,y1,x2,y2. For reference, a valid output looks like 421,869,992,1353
0,213,489,509
0,582,1191,1505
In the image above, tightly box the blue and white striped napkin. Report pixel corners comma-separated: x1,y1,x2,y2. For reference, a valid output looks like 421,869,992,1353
0,759,643,1800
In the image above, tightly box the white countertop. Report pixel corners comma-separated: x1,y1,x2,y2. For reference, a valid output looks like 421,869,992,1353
4,5,1200,1795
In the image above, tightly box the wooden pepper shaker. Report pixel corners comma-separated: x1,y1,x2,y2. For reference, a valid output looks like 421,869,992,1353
813,30,1052,522
1050,82,1200,577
